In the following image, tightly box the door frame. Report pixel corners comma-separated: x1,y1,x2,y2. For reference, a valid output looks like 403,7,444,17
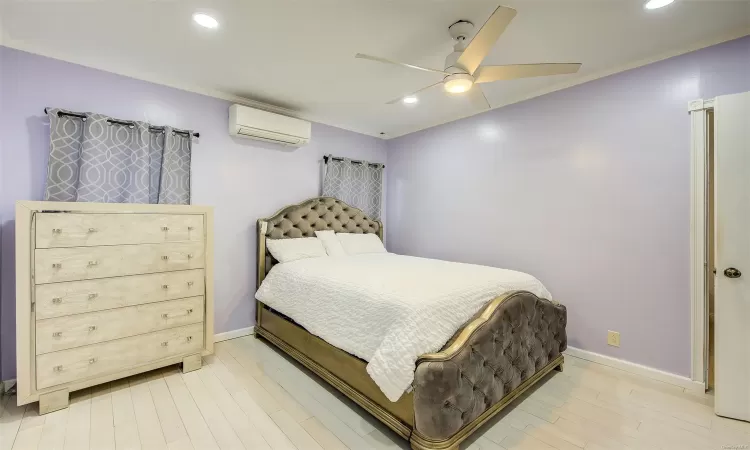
688,97,715,387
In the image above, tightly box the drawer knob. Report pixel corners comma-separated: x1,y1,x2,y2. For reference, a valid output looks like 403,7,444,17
88,293,98,300
162,284,169,290
88,228,98,233
186,336,193,343
53,365,63,372
161,256,169,261
187,254,194,259
88,325,97,332
187,281,194,287
88,260,99,266
188,226,195,231
161,341,169,347
52,331,62,338
162,226,170,231
52,263,62,269
52,228,62,234
52,297,62,304
89,358,98,364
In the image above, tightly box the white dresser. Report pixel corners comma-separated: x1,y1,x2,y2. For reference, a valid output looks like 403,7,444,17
16,201,214,414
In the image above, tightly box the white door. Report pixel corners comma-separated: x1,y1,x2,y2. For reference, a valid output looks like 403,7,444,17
714,91,750,421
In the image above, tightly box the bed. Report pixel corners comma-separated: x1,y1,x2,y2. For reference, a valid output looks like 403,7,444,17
254,197,567,450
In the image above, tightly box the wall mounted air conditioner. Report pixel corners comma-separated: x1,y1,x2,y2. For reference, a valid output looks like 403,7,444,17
229,104,311,146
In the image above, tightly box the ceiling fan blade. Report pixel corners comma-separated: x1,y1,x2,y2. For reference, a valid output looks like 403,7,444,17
356,53,449,75
475,63,582,83
386,82,443,104
467,86,491,110
455,6,517,75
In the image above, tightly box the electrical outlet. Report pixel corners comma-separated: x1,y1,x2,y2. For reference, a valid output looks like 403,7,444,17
607,330,620,347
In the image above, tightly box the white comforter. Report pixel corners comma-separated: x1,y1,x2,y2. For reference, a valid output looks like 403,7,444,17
255,253,552,402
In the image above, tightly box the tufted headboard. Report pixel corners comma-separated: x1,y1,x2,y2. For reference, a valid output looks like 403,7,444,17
256,197,383,290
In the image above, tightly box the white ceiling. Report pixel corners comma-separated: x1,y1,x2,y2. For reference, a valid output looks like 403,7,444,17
1,0,749,138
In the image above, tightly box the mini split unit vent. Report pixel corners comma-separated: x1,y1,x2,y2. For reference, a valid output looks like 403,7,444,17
229,104,311,146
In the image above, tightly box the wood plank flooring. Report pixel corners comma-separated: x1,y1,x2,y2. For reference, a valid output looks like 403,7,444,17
1,335,749,450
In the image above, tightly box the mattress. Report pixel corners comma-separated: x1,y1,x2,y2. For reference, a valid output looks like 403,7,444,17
255,253,553,402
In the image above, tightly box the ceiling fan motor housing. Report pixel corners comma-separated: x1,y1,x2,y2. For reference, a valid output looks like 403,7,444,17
444,51,464,70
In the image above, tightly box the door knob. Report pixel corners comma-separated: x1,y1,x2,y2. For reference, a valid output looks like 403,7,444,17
724,267,742,279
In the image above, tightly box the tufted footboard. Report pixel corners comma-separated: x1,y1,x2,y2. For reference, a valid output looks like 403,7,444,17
410,291,567,449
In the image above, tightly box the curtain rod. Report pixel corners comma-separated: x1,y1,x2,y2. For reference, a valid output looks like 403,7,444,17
44,109,200,138
324,155,385,168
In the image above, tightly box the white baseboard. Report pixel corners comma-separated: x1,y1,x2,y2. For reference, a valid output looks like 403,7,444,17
564,347,705,392
214,326,255,343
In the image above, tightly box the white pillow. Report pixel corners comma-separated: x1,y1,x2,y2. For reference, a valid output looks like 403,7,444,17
315,230,347,256
266,237,327,263
336,233,387,255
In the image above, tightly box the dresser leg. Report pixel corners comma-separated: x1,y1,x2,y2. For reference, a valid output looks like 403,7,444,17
182,354,202,373
39,389,69,415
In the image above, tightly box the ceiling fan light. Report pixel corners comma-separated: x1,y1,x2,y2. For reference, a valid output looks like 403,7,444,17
443,74,474,94
644,0,675,9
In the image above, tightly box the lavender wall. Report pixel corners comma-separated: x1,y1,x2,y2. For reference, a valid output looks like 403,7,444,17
386,36,750,377
0,46,387,380
1,37,747,382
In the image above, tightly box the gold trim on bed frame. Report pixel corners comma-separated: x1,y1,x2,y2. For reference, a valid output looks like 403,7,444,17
254,197,562,450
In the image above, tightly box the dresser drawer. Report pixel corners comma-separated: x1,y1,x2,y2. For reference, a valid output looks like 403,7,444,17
35,242,205,284
36,296,204,354
36,213,204,248
36,323,203,389
35,270,205,320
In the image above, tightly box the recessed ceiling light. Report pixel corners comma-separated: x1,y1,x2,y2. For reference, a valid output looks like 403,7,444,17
645,0,675,9
193,13,219,29
403,96,418,104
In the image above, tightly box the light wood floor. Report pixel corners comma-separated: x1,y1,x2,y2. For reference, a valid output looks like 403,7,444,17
2,335,749,450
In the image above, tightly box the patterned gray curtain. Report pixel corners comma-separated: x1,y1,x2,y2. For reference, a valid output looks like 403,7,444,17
44,108,192,204
322,155,384,219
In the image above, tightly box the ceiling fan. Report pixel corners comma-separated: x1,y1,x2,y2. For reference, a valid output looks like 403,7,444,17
355,5,582,108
